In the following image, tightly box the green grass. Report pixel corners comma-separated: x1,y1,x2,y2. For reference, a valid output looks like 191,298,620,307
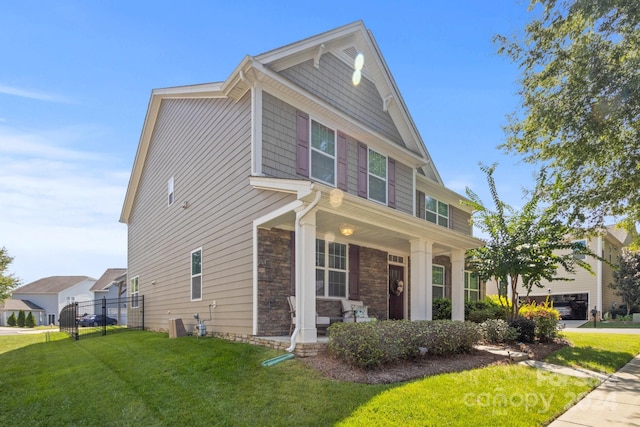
547,332,640,374
0,330,627,426
578,320,640,329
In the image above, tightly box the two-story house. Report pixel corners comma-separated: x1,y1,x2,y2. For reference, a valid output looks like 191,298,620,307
120,21,483,347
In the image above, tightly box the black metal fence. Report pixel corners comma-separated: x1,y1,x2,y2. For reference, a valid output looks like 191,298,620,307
59,295,144,340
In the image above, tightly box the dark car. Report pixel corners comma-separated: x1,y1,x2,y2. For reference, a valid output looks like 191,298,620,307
78,314,118,327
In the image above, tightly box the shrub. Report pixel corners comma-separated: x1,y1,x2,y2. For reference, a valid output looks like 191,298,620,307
519,301,560,342
468,309,496,323
17,310,26,327
25,312,36,328
480,319,518,344
7,312,17,327
432,298,452,320
465,297,507,322
328,320,481,369
508,318,536,343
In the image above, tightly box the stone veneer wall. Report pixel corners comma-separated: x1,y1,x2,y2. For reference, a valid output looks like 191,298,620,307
357,246,389,320
257,228,293,336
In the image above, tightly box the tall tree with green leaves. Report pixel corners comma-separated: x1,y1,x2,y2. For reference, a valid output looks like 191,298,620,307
610,249,640,316
495,0,640,233
0,247,20,302
465,164,596,319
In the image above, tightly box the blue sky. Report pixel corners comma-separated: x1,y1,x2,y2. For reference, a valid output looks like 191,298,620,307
0,1,541,284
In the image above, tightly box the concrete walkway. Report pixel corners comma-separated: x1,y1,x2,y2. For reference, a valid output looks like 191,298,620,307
546,353,640,427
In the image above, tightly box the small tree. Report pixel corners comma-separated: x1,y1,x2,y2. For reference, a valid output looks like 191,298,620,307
25,312,36,328
17,310,25,327
611,249,640,316
0,247,21,302
7,312,17,326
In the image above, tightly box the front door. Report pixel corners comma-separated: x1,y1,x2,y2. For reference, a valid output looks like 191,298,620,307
389,265,404,320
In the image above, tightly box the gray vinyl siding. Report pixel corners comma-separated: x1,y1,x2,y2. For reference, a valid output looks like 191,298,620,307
394,161,413,215
280,53,405,148
450,206,472,235
127,94,295,334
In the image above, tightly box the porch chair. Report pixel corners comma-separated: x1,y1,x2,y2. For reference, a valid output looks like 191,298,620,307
341,299,375,322
287,296,331,335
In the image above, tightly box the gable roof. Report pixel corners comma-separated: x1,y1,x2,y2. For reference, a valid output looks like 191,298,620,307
90,268,127,292
0,299,45,311
120,21,442,224
12,276,94,294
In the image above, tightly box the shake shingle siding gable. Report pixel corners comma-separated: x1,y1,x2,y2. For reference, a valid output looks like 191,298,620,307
262,92,298,178
280,53,405,148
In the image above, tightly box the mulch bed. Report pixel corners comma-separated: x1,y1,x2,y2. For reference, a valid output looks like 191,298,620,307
299,339,569,384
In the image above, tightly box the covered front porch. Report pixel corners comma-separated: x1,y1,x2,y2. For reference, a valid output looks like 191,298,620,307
251,178,483,345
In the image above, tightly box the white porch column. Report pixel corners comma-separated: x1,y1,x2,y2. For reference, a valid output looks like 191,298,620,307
295,207,317,343
451,249,465,321
410,239,433,320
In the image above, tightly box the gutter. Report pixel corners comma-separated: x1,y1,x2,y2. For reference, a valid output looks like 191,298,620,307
287,190,322,353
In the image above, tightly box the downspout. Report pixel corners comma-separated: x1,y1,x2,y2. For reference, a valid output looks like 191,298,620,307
287,190,322,353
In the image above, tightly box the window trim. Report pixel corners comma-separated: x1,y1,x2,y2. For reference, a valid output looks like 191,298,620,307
168,177,175,207
464,271,480,302
432,264,445,299
130,276,139,308
315,238,348,298
425,196,449,227
309,119,337,187
367,147,387,205
191,248,203,301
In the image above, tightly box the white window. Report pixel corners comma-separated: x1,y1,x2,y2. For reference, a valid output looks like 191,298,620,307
191,248,202,301
168,177,175,206
464,271,479,302
426,197,449,227
310,121,336,186
368,148,387,204
432,264,445,299
315,239,347,297
130,276,139,308
573,240,587,260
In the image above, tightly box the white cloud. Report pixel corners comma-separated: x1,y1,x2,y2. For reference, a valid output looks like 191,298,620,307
0,124,128,284
0,84,71,103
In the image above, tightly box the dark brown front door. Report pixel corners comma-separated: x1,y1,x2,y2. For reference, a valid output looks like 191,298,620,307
389,265,404,320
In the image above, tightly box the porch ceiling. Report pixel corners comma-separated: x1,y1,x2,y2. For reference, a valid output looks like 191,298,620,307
257,185,483,256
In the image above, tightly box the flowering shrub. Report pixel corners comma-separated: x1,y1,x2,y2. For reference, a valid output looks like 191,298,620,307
519,300,560,342
328,320,481,369
479,319,518,343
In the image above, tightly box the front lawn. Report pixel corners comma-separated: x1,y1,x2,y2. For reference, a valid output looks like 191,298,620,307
2,330,634,426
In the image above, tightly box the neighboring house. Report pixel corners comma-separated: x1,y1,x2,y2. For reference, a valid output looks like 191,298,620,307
0,299,46,326
495,225,634,320
120,21,483,346
10,276,96,325
90,268,128,325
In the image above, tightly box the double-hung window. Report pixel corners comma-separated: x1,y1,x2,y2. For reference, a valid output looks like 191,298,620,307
315,239,347,297
432,264,445,299
191,248,202,301
310,121,336,185
130,276,139,308
168,177,175,206
572,240,587,260
464,271,479,302
368,148,387,204
426,197,449,227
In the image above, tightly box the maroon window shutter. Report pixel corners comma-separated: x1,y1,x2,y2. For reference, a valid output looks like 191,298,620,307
357,142,368,198
337,131,348,191
348,244,360,300
417,190,425,219
388,158,396,208
296,111,309,177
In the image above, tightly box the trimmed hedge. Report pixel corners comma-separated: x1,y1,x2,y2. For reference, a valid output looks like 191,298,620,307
328,320,481,369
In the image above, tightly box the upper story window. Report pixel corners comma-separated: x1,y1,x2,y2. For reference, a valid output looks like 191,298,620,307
573,239,587,260
191,248,202,301
310,121,336,186
426,197,449,227
167,177,175,207
368,148,387,204
315,239,347,298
